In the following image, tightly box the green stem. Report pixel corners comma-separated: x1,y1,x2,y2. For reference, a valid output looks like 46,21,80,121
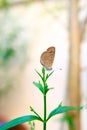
43,94,46,130
43,67,47,130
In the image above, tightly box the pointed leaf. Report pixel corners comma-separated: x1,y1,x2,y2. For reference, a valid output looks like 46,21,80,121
58,102,62,107
33,81,44,94
42,67,45,76
35,70,43,81
47,106,83,121
0,115,42,130
45,74,49,81
42,67,45,80
45,87,54,93
30,106,43,121
45,71,54,81
48,71,54,78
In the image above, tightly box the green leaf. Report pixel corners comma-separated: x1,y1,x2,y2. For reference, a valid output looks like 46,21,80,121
42,67,45,74
0,115,41,130
42,67,45,79
45,87,54,94
58,102,62,107
35,70,43,81
45,71,54,81
33,81,44,94
47,106,83,121
45,74,49,81
30,106,43,122
48,71,54,78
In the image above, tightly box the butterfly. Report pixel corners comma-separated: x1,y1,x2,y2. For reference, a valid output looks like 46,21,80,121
40,46,55,70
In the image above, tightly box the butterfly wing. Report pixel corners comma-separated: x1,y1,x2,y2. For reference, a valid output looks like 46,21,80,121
40,47,55,70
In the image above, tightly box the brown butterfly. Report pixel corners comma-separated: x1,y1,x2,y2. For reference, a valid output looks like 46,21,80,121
40,46,55,70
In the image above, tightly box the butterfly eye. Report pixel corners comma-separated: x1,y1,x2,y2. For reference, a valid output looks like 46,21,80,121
40,46,55,70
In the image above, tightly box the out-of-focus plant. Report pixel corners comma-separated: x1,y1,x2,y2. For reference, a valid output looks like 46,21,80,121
0,0,8,9
29,121,35,130
0,0,36,9
60,111,77,130
0,11,28,97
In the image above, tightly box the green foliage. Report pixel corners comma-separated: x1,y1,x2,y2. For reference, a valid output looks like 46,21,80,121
30,106,43,122
0,48,15,64
34,68,54,95
29,121,35,130
60,113,76,130
0,0,8,9
0,67,82,130
33,81,44,94
47,105,83,121
0,115,41,130
0,22,24,67
0,12,28,97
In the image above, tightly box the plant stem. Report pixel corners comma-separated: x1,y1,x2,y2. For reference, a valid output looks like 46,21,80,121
43,93,46,130
43,67,47,130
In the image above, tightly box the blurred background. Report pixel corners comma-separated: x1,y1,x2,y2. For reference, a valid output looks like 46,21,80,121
0,0,87,130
